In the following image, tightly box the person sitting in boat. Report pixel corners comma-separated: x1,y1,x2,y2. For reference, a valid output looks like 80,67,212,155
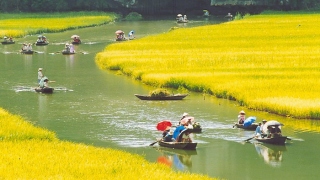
38,68,44,84
255,122,262,138
128,30,135,39
21,43,27,51
173,123,186,140
237,110,246,124
39,77,50,88
162,126,171,138
27,43,32,51
183,15,187,21
181,129,192,143
164,130,175,142
69,44,75,53
9,37,13,42
273,125,282,137
261,119,267,134
65,43,70,51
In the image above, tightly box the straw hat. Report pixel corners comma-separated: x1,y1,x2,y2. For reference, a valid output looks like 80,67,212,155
38,68,43,71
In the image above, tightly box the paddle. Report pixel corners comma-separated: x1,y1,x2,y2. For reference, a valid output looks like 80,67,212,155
149,140,159,146
244,136,255,142
286,137,292,140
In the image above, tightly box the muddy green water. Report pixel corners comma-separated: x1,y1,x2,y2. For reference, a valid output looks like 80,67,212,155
0,18,319,180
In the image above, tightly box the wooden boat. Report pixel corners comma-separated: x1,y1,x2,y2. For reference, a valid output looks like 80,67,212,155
158,141,197,150
234,123,258,130
134,94,188,100
177,20,188,23
255,136,287,145
35,41,49,46
71,41,81,45
62,50,75,55
35,87,54,94
1,41,15,45
21,50,34,54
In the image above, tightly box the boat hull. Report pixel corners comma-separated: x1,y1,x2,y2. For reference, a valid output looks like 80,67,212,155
35,42,49,46
62,50,75,55
158,141,197,150
21,50,34,54
71,41,81,45
234,123,258,130
35,87,54,94
1,41,15,45
255,136,287,145
134,94,188,100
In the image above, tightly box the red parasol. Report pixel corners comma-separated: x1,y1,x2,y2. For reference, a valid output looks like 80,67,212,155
156,120,172,131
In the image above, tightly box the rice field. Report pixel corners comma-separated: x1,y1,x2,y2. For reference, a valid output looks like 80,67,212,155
96,11,320,120
0,12,118,38
0,108,214,179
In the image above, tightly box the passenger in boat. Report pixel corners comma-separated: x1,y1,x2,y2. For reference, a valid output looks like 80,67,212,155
225,13,233,21
38,68,44,83
173,124,186,140
237,110,246,124
128,30,135,39
162,126,171,138
265,126,275,138
183,15,187,21
21,43,27,51
39,77,49,88
65,43,70,52
181,130,192,143
255,122,262,138
164,130,175,142
261,120,267,134
9,37,13,42
69,44,75,53
274,125,282,137
27,43,32,51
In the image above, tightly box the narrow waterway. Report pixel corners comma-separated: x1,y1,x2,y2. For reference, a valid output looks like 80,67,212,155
0,18,319,180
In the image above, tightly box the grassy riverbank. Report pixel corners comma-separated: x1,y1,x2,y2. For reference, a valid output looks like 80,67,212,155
0,12,118,38
0,108,213,179
96,11,320,120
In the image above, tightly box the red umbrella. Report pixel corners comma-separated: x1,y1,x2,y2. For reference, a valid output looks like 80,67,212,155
156,120,172,131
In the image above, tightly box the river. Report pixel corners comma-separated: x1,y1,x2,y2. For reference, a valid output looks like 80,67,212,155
0,17,319,180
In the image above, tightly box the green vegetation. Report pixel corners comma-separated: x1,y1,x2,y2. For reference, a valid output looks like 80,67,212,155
0,12,119,38
149,88,171,97
96,11,320,120
0,108,214,179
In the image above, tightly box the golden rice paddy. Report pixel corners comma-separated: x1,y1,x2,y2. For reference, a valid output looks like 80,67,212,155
0,108,214,179
0,12,118,38
96,11,320,120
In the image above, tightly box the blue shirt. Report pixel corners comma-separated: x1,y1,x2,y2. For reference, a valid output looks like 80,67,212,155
255,126,261,135
173,125,185,140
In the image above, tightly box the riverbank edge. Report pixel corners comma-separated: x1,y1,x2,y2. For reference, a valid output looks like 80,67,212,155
0,108,215,179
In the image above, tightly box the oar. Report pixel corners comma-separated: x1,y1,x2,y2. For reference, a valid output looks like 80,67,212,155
244,136,255,142
286,137,292,140
149,140,159,146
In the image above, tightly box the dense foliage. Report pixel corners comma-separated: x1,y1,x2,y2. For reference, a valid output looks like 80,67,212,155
0,0,319,13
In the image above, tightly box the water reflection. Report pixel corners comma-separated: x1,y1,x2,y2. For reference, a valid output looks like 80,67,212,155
254,142,287,167
155,147,197,171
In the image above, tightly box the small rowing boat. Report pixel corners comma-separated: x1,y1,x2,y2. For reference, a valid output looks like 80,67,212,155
134,94,188,100
234,123,258,130
255,136,287,145
35,87,54,94
21,50,34,54
158,141,197,150
1,41,15,45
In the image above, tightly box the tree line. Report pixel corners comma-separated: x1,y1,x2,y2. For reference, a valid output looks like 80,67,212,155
0,0,319,13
